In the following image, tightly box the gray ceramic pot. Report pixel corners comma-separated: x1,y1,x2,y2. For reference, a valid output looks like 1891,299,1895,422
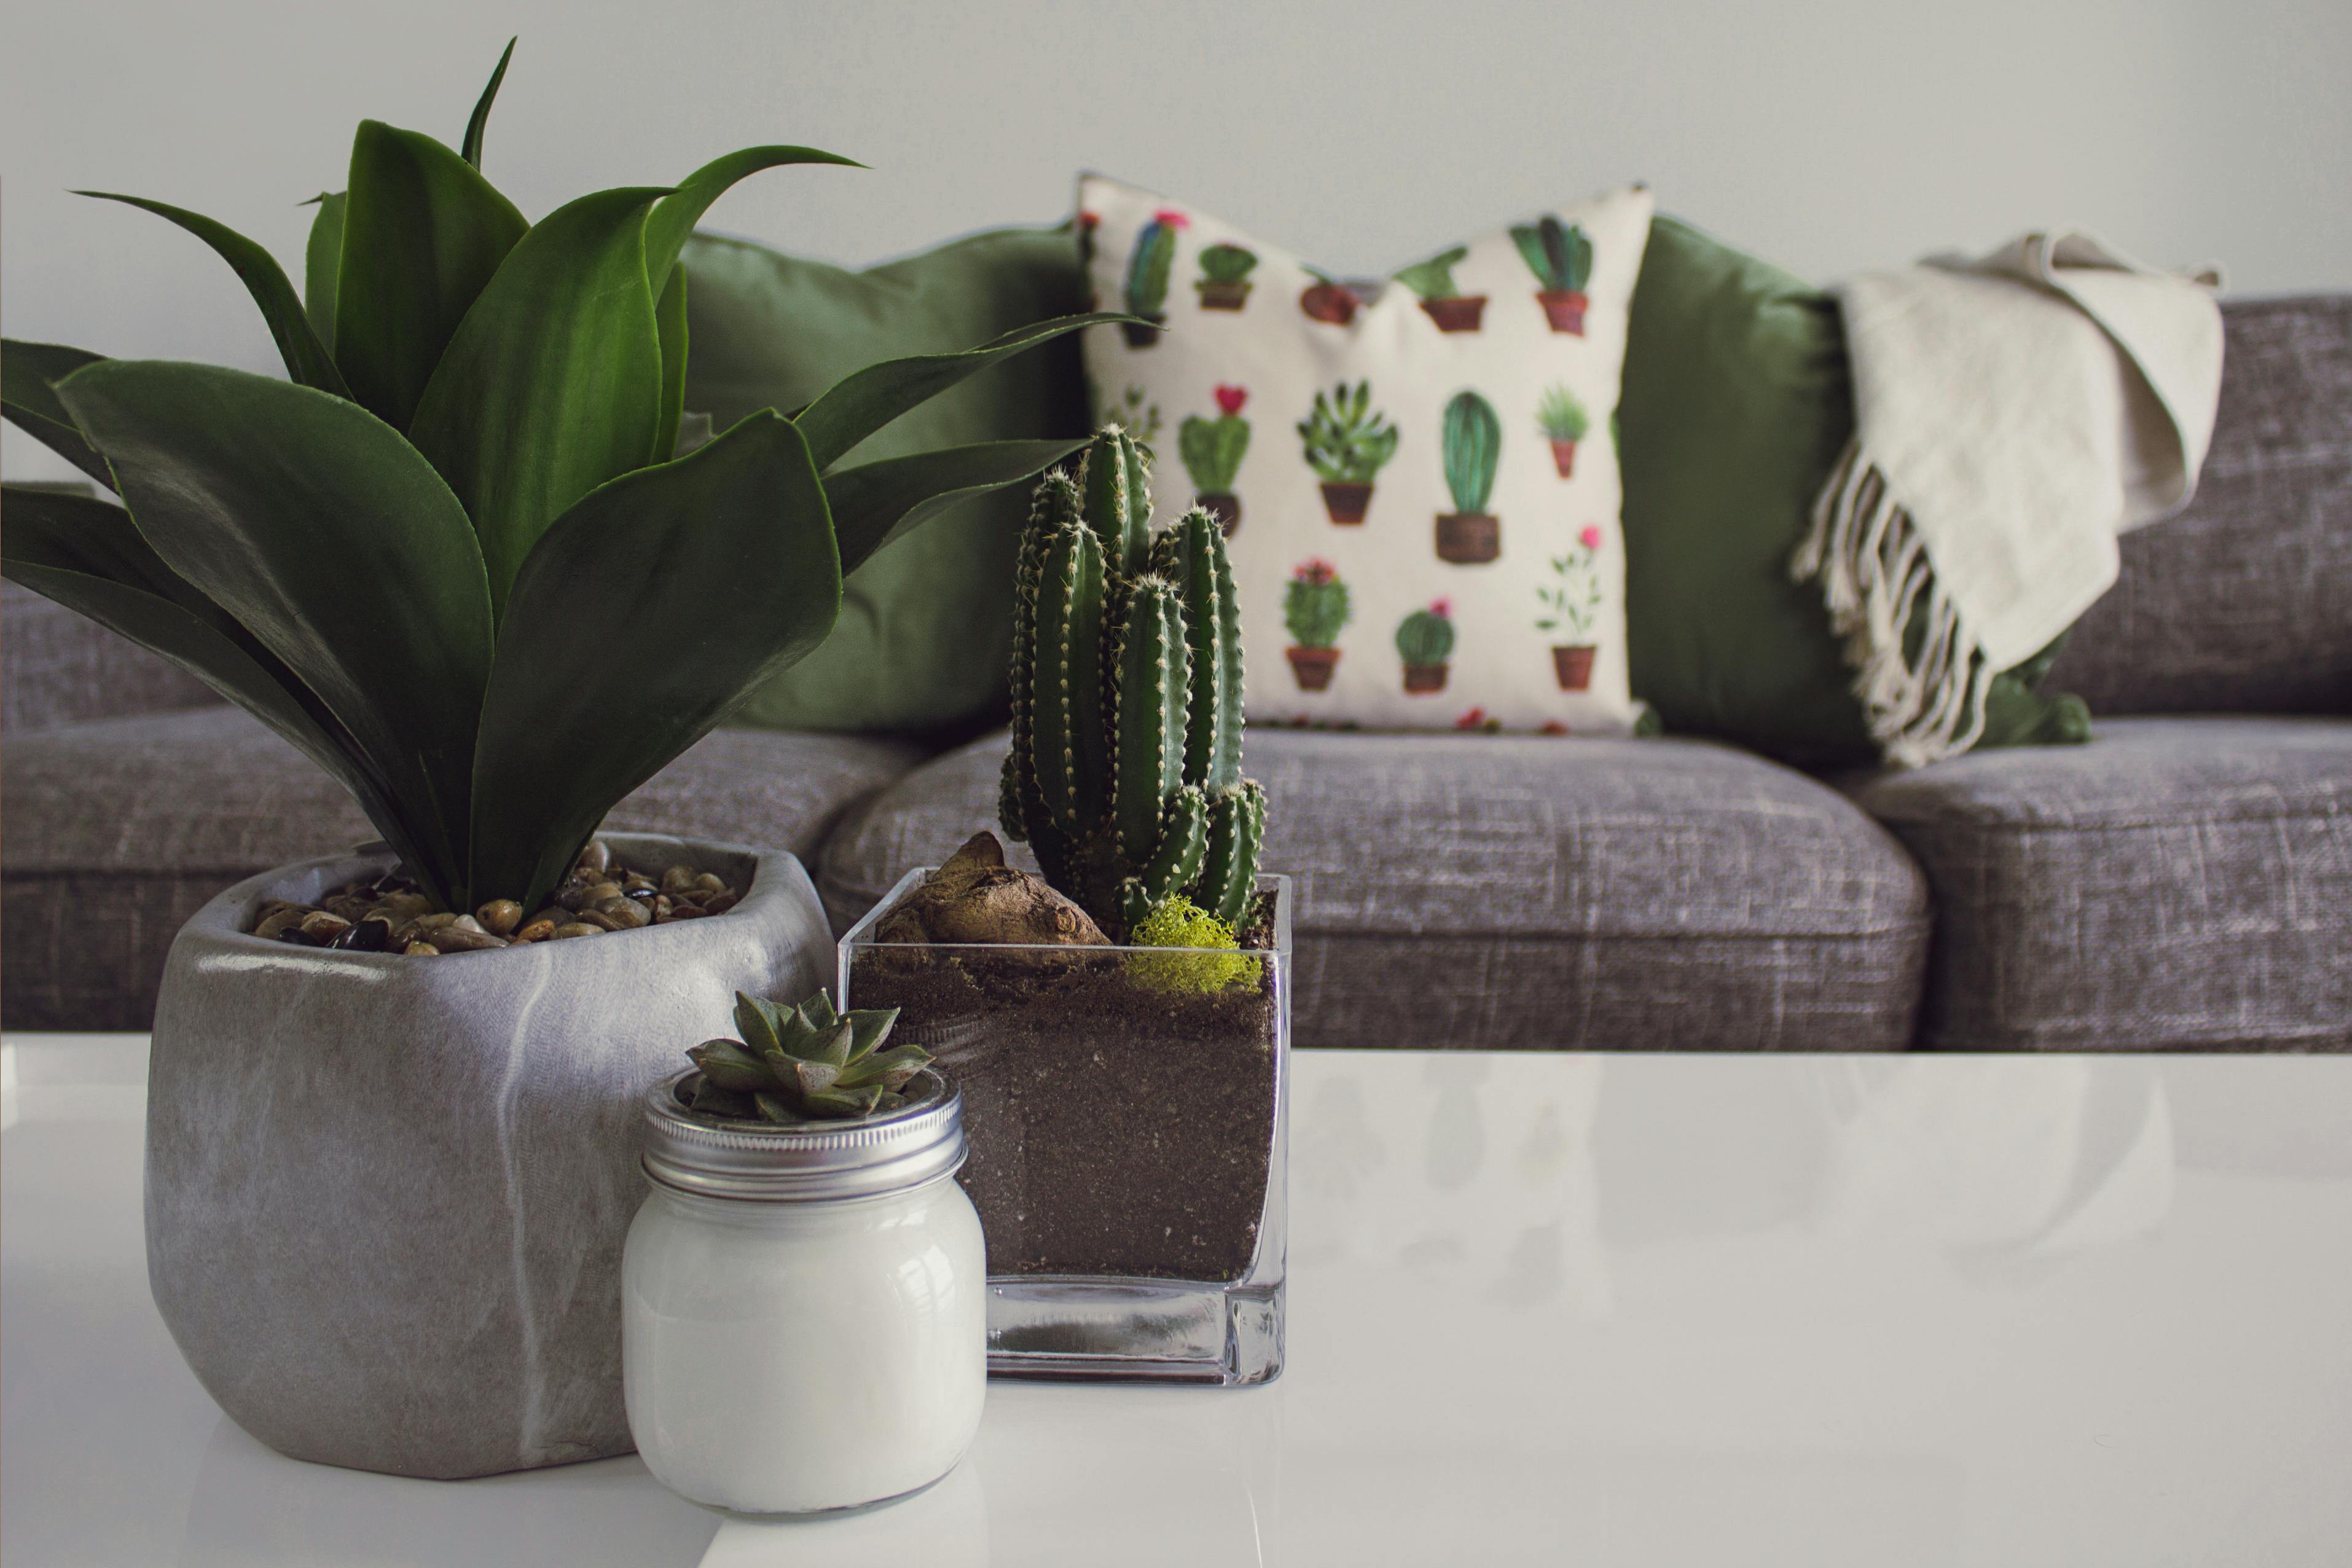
145,833,833,1480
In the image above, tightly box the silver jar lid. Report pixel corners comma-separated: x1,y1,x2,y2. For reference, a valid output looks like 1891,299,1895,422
641,1067,965,1202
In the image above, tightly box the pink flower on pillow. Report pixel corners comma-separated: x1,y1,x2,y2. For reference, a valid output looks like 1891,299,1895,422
1214,384,1248,417
1431,598,1452,618
1578,524,1604,552
1453,706,1488,730
1154,209,1191,229
1293,557,1338,586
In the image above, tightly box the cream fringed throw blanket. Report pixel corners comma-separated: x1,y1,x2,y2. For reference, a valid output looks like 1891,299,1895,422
1792,232,2225,766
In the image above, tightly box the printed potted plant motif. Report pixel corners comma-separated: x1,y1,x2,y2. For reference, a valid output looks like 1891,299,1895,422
1124,208,1188,347
1395,246,1486,332
1511,215,1593,335
1537,525,1607,690
1180,384,1252,535
1296,380,1399,524
1536,383,1589,477
1435,390,1503,563
1091,381,1163,450
1195,243,1258,310
1283,558,1350,691
1299,267,1360,326
1395,600,1455,693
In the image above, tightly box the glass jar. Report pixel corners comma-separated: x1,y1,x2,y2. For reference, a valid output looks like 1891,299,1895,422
622,1067,985,1515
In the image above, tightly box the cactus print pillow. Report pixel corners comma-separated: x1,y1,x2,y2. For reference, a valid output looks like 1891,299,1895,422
1078,174,1653,734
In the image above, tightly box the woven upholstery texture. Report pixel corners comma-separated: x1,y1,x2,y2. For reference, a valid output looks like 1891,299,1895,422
820,729,1932,1051
1845,716,2352,1050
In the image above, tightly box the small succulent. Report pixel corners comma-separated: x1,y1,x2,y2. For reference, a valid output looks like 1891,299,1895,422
1536,383,1590,443
1284,559,1350,649
683,990,928,1122
1297,380,1400,485
1197,243,1258,286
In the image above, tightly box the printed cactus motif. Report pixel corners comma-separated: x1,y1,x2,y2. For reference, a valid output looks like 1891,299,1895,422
1513,216,1593,333
1299,269,1360,326
1195,243,1258,310
1000,427,1264,935
1436,391,1503,563
1395,601,1455,693
1178,384,1252,534
1442,391,1500,512
1123,208,1188,345
1282,558,1349,693
1396,245,1486,332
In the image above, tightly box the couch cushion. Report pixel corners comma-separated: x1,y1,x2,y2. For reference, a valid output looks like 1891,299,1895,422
820,730,1931,1050
2046,296,2352,715
1844,716,2352,1050
0,707,925,1032
1,581,218,734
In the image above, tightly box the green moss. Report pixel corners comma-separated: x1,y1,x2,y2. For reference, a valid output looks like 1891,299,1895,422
1124,897,1259,995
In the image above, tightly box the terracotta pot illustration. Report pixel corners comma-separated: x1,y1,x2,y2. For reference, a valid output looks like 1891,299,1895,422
1550,439,1578,479
1552,645,1596,691
1198,492,1241,536
1401,664,1448,694
1121,319,1165,349
1537,290,1589,335
1419,296,1488,333
1286,646,1341,691
1300,281,1358,325
1319,482,1372,525
1198,281,1252,311
1434,512,1500,565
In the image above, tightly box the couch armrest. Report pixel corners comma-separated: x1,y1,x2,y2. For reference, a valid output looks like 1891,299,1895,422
2,582,221,734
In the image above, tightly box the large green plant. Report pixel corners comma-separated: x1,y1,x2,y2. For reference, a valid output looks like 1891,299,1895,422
1,43,1126,915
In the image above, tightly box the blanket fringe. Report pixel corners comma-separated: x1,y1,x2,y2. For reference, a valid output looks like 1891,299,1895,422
1792,441,1996,767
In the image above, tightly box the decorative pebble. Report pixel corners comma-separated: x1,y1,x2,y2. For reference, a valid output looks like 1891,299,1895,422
243,846,745,953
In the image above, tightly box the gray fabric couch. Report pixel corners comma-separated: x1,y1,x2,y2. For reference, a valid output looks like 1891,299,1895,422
6,297,2346,1049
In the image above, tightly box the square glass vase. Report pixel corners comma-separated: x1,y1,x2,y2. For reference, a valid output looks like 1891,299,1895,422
839,871,1290,1386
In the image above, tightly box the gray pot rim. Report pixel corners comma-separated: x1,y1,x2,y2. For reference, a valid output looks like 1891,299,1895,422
182,831,798,972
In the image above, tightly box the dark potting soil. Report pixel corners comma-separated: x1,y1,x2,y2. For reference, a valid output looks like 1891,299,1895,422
850,892,1280,1284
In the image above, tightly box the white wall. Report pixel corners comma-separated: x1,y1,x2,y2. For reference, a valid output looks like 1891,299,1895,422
7,0,2348,480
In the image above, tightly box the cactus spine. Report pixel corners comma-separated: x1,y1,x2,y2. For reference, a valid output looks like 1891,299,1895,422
1441,391,1502,514
1001,427,1265,936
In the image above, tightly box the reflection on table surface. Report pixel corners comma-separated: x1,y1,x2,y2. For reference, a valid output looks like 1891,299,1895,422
6,1037,2350,1567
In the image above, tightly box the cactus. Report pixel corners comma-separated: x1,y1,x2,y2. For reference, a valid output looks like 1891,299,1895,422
1395,603,1455,667
1197,243,1257,285
1395,245,1469,301
1282,559,1350,649
1510,216,1592,294
1441,391,1502,514
1124,209,1186,336
1178,385,1252,493
1000,427,1266,936
1297,380,1400,485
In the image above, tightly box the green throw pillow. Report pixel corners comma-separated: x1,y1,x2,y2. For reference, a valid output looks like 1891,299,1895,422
682,226,1089,734
1618,216,2088,767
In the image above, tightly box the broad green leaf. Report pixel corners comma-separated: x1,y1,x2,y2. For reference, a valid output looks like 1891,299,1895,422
334,122,528,431
822,436,1093,578
461,37,515,170
468,412,839,907
57,361,495,901
1,487,445,903
792,312,1134,472
75,192,348,398
302,191,347,352
642,145,861,296
407,184,669,614
654,265,688,461
2,339,114,490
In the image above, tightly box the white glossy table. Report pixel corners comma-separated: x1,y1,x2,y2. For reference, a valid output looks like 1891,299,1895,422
6,1035,2350,1566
